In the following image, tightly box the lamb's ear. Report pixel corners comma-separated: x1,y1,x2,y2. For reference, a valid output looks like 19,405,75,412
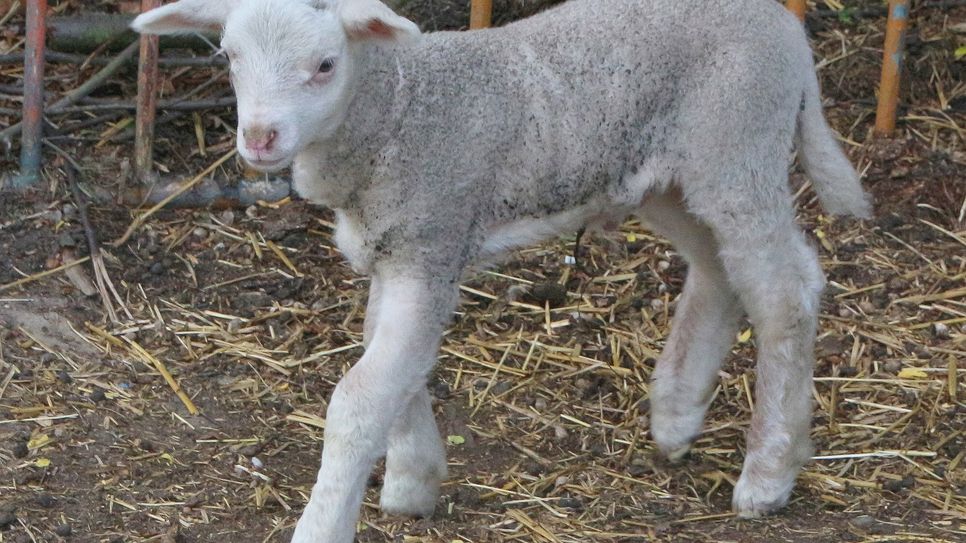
131,0,234,35
339,0,421,42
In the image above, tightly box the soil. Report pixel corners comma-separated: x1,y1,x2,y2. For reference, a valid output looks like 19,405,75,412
1,2,965,543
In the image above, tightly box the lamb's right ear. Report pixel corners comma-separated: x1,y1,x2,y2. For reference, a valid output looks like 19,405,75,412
131,0,234,34
339,0,421,42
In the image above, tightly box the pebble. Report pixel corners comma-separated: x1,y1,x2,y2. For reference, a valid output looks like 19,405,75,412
530,282,568,308
90,389,106,403
36,494,55,508
554,475,569,487
0,510,16,529
656,260,670,271
57,232,76,248
251,456,264,469
54,523,72,537
554,426,568,440
12,441,29,458
883,360,902,374
851,515,875,529
533,397,548,411
192,227,208,239
56,370,72,384
219,210,236,226
933,322,950,339
649,298,664,310
149,262,164,275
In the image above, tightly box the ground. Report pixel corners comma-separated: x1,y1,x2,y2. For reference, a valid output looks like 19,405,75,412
1,1,965,542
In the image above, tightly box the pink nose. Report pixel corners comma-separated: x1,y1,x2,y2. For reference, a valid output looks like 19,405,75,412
243,126,278,153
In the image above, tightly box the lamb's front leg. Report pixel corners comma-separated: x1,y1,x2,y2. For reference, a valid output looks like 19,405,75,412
380,388,447,517
291,275,456,543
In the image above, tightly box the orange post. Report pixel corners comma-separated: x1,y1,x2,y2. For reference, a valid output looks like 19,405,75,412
470,0,493,29
874,0,911,137
785,0,807,22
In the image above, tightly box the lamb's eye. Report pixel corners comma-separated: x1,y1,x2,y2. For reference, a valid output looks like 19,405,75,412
318,58,336,74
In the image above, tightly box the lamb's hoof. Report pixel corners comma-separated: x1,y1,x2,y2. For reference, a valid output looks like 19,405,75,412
731,472,794,518
651,426,698,464
380,470,441,518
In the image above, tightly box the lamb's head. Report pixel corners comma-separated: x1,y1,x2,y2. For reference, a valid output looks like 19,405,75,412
132,0,420,172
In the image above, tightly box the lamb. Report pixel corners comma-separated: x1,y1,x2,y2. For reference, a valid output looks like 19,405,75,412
132,0,872,540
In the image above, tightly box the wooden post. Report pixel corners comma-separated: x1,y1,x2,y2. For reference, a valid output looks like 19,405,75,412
15,0,47,188
134,0,161,184
470,0,493,29
874,0,911,137
785,0,807,22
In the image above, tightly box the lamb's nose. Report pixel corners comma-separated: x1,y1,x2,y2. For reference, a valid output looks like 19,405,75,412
243,126,278,153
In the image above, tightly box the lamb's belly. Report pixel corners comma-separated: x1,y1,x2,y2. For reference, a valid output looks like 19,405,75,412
481,159,672,258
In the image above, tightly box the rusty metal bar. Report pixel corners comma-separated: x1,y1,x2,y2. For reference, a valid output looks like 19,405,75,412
134,0,161,184
785,0,807,21
469,0,493,29
874,0,911,137
15,0,47,188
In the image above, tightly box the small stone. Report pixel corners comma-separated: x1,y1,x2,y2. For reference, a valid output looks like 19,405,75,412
36,494,55,508
933,322,950,339
883,360,902,374
55,523,72,537
554,426,568,440
883,476,915,492
237,443,263,457
559,497,583,510
430,381,451,400
533,397,548,411
554,475,569,487
90,389,106,403
219,210,236,226
530,282,568,308
57,232,77,248
56,370,72,384
227,319,243,334
649,298,664,310
0,510,16,529
851,515,875,529
251,456,264,469
192,227,208,239
149,262,164,275
838,307,852,318
12,441,29,458
61,203,78,220
656,260,671,271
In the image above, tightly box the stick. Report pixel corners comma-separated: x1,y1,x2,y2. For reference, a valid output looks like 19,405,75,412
0,40,140,144
135,0,162,185
0,51,226,67
874,0,911,136
13,0,46,187
785,0,807,21
470,0,493,29
124,338,200,415
0,257,91,293
112,149,238,247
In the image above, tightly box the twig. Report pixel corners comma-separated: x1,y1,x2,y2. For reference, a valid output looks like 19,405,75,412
112,149,238,247
48,97,237,114
0,51,227,67
0,40,140,144
0,257,91,293
123,337,200,415
66,164,131,323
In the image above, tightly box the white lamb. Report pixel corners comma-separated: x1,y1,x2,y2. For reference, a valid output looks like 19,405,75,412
133,0,872,541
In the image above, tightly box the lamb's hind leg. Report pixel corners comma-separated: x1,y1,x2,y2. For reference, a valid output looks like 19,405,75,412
639,190,743,460
686,171,824,517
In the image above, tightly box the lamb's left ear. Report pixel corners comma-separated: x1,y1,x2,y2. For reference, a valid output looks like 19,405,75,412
131,0,236,35
339,0,421,42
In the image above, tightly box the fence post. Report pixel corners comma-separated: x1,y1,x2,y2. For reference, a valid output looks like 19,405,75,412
15,0,47,188
785,0,807,22
874,0,910,137
470,0,493,29
134,0,161,184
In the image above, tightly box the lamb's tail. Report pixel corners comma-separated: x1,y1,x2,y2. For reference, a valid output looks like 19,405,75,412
796,69,872,218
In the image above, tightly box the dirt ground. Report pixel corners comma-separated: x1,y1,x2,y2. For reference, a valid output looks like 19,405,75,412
1,1,965,542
